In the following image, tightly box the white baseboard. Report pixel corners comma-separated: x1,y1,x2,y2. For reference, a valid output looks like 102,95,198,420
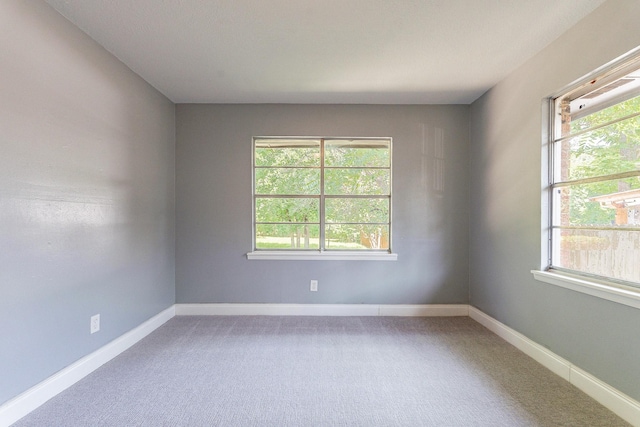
0,306,175,427
379,304,469,317
468,306,640,427
175,303,469,317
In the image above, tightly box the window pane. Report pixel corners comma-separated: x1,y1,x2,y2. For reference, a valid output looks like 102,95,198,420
256,224,319,249
551,60,640,284
256,198,319,223
255,139,320,167
255,168,320,195
324,169,390,195
325,198,389,223
325,139,390,167
552,227,640,283
553,178,640,227
568,90,640,134
560,115,640,181
253,136,392,252
325,224,389,250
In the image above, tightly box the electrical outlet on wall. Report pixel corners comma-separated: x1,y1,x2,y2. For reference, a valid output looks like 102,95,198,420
90,314,100,334
310,280,318,292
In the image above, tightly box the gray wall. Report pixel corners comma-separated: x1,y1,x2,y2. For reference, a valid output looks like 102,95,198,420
0,1,175,405
176,104,469,304
469,0,640,401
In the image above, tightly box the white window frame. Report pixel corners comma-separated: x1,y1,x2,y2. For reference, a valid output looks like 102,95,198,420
533,47,640,310
247,136,397,261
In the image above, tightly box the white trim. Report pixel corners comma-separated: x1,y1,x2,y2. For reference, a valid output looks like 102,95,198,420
378,304,468,317
571,366,640,426
469,306,571,379
175,303,467,317
246,251,398,261
0,306,175,427
532,270,640,311
469,306,640,427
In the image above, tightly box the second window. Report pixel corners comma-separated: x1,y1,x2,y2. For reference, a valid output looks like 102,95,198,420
253,137,392,252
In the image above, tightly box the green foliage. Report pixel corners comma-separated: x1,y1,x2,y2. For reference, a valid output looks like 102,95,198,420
325,143,389,167
254,146,321,242
324,169,390,195
566,95,640,226
255,145,319,167
326,198,389,223
567,182,616,226
256,198,319,223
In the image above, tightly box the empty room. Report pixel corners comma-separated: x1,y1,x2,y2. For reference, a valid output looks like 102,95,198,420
2,0,640,425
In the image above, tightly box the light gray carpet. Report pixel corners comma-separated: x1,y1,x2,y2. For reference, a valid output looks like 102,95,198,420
13,316,629,426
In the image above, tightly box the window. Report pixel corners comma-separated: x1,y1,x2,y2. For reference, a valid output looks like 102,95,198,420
250,137,393,259
548,55,640,287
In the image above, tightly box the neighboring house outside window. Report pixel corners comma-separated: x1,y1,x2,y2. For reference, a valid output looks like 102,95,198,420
549,56,640,286
251,137,392,257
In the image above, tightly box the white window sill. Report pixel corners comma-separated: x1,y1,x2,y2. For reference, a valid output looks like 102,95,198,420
531,270,640,310
247,251,398,261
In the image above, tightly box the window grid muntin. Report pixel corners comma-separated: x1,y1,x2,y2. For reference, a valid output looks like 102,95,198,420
253,137,391,252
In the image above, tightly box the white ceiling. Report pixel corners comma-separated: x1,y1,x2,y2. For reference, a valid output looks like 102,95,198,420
45,0,607,104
